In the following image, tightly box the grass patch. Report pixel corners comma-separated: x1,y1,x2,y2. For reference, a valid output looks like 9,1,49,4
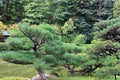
95,76,120,80
50,76,120,80
50,76,94,80
0,60,37,78
0,77,30,80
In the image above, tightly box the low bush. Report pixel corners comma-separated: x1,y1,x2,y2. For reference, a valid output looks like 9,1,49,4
0,51,34,64
0,43,9,51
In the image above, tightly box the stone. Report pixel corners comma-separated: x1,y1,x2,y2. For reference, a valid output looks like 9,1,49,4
31,74,57,80
31,75,41,80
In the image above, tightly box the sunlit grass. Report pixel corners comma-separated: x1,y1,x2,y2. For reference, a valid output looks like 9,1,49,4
0,59,37,78
0,77,30,80
50,76,94,80
50,76,120,80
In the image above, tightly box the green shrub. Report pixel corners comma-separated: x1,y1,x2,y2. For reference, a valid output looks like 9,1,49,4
113,0,120,17
72,34,86,45
0,51,34,64
0,77,30,80
0,43,9,51
91,39,104,44
61,36,70,43
51,67,71,77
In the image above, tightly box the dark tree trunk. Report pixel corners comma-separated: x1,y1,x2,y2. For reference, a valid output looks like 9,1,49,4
64,63,76,76
33,42,47,80
33,43,40,58
69,69,75,76
114,74,117,80
80,67,92,75
80,64,101,75
37,68,48,80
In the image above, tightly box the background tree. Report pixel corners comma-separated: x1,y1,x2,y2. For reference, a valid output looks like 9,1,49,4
72,34,86,45
113,0,120,17
0,0,25,24
54,0,114,42
23,0,54,24
93,17,120,42
61,18,76,42
20,0,114,42
95,0,114,20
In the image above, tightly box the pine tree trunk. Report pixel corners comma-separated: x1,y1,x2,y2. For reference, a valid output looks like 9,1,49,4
37,68,48,80
114,74,117,80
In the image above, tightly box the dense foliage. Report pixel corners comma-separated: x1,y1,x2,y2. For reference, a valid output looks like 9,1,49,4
0,0,25,24
1,0,120,80
113,0,120,17
93,17,120,42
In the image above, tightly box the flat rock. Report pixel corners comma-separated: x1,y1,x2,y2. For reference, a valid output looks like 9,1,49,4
31,74,56,80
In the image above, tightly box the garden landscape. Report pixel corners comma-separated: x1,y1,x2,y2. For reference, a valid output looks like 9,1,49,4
1,0,120,80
